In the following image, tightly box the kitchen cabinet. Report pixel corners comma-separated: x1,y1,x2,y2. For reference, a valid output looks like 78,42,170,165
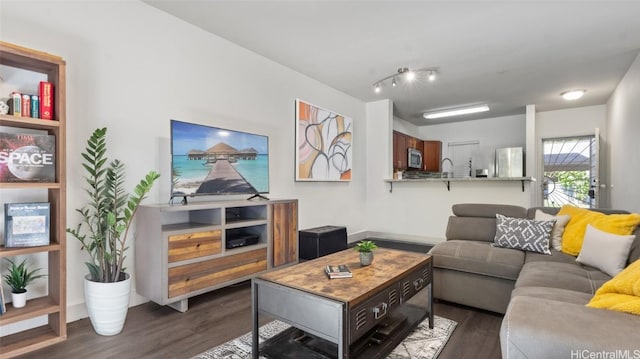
393,131,428,171
423,140,442,171
393,131,407,170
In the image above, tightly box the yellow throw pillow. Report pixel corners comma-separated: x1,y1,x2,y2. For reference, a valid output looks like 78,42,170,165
587,260,640,315
557,205,640,256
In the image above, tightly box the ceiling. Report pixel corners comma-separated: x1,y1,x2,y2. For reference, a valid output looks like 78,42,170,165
144,1,640,125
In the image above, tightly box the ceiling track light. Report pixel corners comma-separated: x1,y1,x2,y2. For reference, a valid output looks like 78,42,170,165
373,66,439,94
423,105,490,119
428,71,436,82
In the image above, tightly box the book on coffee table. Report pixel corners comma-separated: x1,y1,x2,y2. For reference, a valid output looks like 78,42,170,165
325,264,352,279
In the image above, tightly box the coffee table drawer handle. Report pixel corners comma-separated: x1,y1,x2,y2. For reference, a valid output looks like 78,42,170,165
414,278,424,291
373,302,388,319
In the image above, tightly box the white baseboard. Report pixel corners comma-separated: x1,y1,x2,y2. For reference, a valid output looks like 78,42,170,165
349,230,443,245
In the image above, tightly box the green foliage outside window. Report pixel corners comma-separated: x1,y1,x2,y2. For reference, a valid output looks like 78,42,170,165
553,171,590,201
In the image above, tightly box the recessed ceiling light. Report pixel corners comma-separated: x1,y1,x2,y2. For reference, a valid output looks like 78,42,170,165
561,89,586,100
423,105,490,119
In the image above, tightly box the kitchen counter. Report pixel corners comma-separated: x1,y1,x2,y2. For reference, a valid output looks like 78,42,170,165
384,176,535,192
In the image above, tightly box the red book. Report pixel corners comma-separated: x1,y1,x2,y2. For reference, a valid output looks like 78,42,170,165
39,81,54,120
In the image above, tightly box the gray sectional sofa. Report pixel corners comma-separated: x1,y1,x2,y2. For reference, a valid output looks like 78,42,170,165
428,203,640,359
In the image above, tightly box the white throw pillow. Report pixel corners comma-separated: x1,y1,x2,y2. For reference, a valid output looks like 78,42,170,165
535,210,571,251
576,224,635,277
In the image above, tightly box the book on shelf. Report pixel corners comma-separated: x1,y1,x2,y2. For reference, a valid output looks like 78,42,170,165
39,81,54,120
8,92,21,116
21,94,31,117
0,131,55,182
4,202,51,247
325,264,352,279
30,94,39,118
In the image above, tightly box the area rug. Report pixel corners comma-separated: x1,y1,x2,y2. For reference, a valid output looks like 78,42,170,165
192,315,457,359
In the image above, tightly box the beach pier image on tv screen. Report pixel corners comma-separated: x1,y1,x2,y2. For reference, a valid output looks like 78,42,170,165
170,120,269,197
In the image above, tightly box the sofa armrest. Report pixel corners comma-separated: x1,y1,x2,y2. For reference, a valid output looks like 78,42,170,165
500,296,640,359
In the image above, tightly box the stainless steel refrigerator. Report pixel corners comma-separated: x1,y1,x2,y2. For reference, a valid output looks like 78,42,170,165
495,147,523,177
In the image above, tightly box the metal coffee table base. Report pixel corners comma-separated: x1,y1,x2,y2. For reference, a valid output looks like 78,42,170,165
251,278,432,359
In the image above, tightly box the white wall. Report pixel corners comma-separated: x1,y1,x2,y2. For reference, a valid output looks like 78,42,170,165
536,105,606,139
419,114,526,176
606,53,640,213
0,1,367,324
392,116,420,138
420,114,526,152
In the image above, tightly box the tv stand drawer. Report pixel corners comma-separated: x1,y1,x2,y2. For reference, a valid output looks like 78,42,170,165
168,248,267,298
168,230,222,262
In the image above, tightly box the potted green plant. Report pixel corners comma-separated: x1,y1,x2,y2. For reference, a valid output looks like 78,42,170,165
67,127,159,336
354,240,378,266
3,258,46,308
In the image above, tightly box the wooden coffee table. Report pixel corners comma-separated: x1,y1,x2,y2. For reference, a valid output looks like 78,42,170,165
251,248,433,359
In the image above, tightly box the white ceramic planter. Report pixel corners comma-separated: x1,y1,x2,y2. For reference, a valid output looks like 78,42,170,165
360,252,374,266
11,291,27,308
84,273,131,336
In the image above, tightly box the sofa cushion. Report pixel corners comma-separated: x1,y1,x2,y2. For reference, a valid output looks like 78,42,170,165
446,216,498,243
524,248,578,264
501,296,640,359
452,203,527,218
430,240,524,280
587,259,640,315
446,204,528,243
576,225,635,277
493,214,554,254
515,261,610,294
510,286,593,305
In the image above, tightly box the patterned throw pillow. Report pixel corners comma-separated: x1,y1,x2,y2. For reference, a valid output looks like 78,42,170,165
493,214,555,254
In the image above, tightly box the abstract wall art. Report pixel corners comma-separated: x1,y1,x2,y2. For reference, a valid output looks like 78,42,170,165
295,99,352,181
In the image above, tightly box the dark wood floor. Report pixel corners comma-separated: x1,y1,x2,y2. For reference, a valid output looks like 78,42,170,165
17,281,503,359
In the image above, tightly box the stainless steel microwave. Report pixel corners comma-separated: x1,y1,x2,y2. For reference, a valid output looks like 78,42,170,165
408,148,422,169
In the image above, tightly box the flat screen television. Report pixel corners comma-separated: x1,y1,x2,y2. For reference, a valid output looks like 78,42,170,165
170,120,269,200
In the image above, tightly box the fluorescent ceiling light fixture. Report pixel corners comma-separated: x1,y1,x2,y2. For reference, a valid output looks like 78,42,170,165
561,89,585,100
423,105,490,119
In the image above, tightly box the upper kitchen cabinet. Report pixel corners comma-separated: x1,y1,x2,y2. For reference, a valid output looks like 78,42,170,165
423,140,442,172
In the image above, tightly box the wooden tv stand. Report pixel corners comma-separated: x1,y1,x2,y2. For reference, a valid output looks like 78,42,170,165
135,199,297,312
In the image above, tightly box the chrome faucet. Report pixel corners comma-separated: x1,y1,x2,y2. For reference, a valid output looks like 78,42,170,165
441,157,453,178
